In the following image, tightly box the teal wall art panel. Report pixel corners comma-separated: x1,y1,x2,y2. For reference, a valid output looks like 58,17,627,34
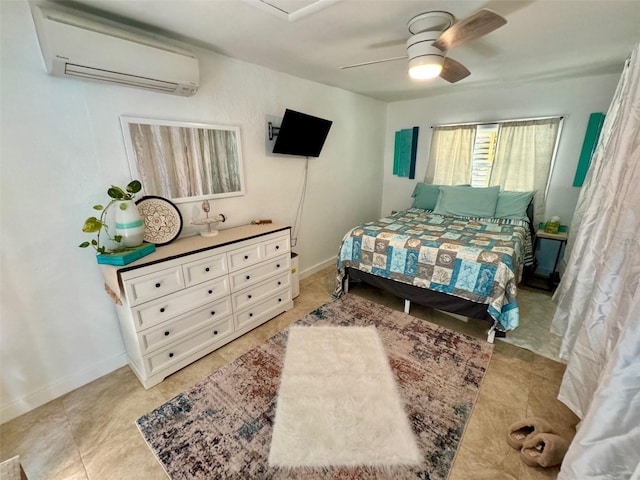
573,112,605,187
393,126,419,179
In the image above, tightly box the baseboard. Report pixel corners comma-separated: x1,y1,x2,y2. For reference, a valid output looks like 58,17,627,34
0,353,127,424
299,255,336,280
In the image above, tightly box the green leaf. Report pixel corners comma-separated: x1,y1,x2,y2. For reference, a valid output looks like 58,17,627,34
127,180,142,194
80,181,143,254
108,186,126,200
82,217,104,233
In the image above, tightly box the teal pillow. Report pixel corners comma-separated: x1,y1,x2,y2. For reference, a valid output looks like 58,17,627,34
495,191,534,221
411,183,440,210
433,185,500,218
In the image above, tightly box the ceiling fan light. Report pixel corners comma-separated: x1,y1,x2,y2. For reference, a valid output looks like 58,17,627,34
408,56,443,80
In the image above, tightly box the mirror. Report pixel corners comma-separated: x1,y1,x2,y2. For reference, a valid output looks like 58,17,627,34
120,116,245,204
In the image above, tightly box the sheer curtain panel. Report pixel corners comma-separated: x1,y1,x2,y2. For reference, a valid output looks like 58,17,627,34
550,43,640,480
489,118,561,224
429,125,475,185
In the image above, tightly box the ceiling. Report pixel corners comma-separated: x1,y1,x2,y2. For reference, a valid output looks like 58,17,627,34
57,0,640,102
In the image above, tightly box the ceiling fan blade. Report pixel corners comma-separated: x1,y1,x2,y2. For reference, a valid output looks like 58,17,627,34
339,55,408,69
440,57,470,83
433,9,506,51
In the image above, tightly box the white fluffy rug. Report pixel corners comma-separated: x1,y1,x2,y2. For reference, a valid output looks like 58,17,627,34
268,325,421,469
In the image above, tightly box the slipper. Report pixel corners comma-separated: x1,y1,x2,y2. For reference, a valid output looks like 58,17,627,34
520,432,569,468
506,417,553,450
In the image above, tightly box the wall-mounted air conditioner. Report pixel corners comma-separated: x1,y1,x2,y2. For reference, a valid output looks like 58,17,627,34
31,5,200,96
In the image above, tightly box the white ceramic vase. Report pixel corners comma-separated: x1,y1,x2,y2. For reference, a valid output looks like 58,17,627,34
115,200,145,248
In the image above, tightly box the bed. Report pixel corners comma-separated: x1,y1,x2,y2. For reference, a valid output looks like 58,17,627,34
333,184,536,342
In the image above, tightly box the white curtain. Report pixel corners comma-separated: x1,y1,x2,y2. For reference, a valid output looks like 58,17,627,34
550,43,640,479
428,121,560,225
429,125,475,185
489,118,561,225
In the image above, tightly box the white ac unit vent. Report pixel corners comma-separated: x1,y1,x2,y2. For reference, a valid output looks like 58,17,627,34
31,5,199,96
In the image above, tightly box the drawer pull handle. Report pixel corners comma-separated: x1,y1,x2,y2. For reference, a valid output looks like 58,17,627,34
246,275,251,280
164,331,170,336
169,352,174,358
213,330,218,335
155,283,161,288
276,264,280,268
160,307,166,313
205,267,210,272
208,289,213,294
278,281,282,285
249,313,253,317
211,311,216,316
278,298,282,302
248,294,252,299
244,255,249,260
276,245,280,250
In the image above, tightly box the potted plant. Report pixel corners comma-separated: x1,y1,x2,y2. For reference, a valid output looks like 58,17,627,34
79,180,143,254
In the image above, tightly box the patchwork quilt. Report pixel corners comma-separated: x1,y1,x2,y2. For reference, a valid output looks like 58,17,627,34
334,208,533,331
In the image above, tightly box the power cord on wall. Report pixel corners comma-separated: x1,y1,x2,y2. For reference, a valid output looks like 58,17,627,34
290,156,309,248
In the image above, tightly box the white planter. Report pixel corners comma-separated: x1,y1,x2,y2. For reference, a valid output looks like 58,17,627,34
115,200,145,247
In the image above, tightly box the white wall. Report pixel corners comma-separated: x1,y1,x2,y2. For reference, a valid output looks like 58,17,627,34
0,1,386,422
382,74,620,272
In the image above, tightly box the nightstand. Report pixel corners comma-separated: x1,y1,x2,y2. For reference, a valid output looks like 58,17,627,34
525,229,568,291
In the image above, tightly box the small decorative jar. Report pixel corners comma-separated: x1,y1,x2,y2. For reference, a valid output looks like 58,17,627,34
115,200,145,247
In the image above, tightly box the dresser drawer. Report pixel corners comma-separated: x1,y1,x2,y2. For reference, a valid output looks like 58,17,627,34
124,267,185,306
144,322,232,376
231,272,290,311
234,288,292,330
263,234,290,259
230,254,290,292
227,243,263,272
182,253,227,287
138,297,233,355
132,277,229,331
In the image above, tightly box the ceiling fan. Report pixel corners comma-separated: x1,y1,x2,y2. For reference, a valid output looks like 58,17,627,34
340,9,507,83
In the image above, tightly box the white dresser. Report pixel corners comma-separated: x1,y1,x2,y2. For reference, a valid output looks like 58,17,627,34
103,224,293,389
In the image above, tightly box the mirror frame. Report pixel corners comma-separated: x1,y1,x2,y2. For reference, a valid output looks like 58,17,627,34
120,116,246,204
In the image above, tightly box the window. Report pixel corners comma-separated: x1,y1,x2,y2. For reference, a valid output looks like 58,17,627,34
470,124,499,187
428,116,563,222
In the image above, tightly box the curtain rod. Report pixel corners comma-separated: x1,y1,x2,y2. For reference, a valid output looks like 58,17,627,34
431,115,566,129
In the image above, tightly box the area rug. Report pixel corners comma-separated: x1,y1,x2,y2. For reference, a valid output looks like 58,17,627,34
136,295,493,480
268,325,421,468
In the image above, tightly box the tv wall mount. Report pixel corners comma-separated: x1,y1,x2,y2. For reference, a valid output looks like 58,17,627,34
268,122,280,140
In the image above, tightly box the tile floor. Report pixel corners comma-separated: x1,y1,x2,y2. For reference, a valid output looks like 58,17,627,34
0,266,578,479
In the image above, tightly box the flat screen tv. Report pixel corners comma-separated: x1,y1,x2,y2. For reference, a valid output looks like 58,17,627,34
272,109,333,157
